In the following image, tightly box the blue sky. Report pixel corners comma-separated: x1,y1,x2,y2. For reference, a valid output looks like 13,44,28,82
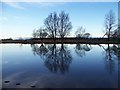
0,2,118,39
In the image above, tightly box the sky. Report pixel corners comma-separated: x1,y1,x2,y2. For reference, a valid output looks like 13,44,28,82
0,1,118,39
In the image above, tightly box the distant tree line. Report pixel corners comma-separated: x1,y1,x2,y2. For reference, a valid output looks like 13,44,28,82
32,11,91,39
32,10,119,39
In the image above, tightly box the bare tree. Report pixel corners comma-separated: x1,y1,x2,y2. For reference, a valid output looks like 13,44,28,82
44,12,59,38
118,18,120,37
37,28,48,38
32,29,38,38
118,2,120,37
75,26,91,38
36,28,43,38
104,10,116,40
32,28,48,38
75,27,85,38
84,33,91,38
58,11,72,38
44,11,72,38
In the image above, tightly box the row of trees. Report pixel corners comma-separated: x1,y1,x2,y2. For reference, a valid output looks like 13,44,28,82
32,11,72,38
32,10,119,39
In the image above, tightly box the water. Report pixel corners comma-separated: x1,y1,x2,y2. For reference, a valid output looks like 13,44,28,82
1,44,120,88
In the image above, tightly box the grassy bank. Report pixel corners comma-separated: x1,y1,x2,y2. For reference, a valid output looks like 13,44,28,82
1,38,120,44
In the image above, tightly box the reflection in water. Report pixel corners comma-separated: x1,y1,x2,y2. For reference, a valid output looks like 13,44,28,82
31,44,49,58
111,45,120,61
2,44,119,88
31,43,119,74
75,44,92,57
45,44,72,74
31,44,72,74
31,43,93,73
99,44,120,73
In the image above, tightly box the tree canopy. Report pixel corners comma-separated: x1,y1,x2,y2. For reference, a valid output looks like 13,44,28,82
32,11,72,38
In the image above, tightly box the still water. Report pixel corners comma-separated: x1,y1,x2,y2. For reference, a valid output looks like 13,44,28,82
1,44,120,88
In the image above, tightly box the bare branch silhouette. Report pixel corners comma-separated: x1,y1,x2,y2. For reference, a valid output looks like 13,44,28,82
58,11,72,38
75,26,91,38
104,10,116,39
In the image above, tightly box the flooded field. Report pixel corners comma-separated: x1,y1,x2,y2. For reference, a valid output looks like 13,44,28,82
1,44,120,88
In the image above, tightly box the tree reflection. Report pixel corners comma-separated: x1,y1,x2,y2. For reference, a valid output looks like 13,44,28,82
99,44,120,73
44,44,59,73
110,45,120,61
31,44,72,74
75,44,92,57
31,44,49,58
105,44,115,73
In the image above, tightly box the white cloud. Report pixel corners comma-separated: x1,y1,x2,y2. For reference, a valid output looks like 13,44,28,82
1,1,65,10
0,16,20,21
3,2,26,10
28,2,65,7
1,0,118,10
